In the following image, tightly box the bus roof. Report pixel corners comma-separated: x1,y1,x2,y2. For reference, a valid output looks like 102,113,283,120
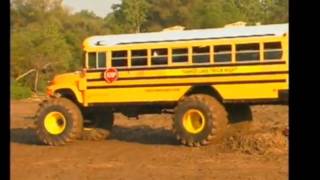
83,23,288,48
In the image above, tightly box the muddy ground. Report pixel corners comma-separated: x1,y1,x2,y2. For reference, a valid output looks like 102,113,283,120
11,99,288,180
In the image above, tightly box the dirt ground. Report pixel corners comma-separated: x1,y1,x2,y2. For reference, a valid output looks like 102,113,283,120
10,99,288,180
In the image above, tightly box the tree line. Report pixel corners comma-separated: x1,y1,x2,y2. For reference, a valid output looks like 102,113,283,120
10,0,288,98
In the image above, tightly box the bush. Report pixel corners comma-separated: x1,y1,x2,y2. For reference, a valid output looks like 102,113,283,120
11,81,33,100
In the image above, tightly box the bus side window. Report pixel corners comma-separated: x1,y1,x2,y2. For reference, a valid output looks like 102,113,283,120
88,52,97,69
264,42,282,60
236,43,260,62
151,48,168,65
112,50,128,67
172,48,188,63
97,52,106,68
193,46,210,63
214,45,231,63
132,50,147,66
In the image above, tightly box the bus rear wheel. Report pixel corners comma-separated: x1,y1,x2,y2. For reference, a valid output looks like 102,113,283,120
173,94,228,147
35,97,83,146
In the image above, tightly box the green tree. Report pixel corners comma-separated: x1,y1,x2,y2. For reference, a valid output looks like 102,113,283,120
12,19,72,92
234,0,288,24
105,0,149,33
144,0,247,30
189,0,246,28
11,0,110,93
104,4,128,33
144,0,187,31
62,10,110,70
234,0,264,24
260,0,288,24
11,0,63,28
122,0,150,33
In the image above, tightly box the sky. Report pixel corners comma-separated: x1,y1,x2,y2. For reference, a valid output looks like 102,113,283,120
62,0,122,18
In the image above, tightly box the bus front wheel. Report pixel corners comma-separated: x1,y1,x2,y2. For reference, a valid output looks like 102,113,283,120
35,97,83,146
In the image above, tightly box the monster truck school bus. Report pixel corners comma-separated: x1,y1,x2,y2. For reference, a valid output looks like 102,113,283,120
36,23,288,146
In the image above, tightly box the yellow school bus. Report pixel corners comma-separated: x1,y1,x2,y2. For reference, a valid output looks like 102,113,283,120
35,23,288,147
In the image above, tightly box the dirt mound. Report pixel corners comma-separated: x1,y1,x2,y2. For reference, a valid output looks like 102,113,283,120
224,130,288,155
222,105,288,155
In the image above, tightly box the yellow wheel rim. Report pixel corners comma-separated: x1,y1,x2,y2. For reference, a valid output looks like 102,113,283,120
44,112,66,135
182,109,205,134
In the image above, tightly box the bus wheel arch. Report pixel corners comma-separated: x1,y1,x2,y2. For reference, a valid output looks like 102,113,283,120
183,85,224,102
55,89,81,106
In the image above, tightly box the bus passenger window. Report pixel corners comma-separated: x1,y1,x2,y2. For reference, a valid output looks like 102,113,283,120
97,52,106,68
88,52,97,69
132,50,147,66
151,48,168,65
193,46,210,63
112,50,128,67
264,42,282,60
236,43,260,62
172,48,188,63
214,45,231,63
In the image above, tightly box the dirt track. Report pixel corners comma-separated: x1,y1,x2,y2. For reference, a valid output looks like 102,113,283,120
11,100,288,180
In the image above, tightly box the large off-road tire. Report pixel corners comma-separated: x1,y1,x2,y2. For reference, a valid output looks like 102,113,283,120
80,108,114,141
173,94,228,147
35,97,83,146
